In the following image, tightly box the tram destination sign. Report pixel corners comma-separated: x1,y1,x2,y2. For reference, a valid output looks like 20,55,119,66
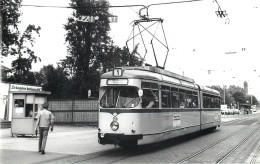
10,84,42,92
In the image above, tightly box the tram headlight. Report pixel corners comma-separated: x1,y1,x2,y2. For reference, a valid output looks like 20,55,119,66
110,121,119,131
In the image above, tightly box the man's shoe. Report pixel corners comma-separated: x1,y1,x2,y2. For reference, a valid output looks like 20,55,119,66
41,150,45,154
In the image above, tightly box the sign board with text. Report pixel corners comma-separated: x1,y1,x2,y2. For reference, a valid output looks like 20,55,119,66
10,84,42,92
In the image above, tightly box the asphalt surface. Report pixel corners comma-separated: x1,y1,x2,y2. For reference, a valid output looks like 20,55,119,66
1,113,260,164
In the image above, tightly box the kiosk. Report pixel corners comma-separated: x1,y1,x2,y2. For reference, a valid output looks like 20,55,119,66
11,90,51,137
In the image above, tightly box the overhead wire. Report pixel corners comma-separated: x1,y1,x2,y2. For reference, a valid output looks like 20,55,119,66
21,0,206,9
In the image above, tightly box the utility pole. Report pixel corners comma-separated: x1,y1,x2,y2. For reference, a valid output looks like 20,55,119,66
223,85,226,104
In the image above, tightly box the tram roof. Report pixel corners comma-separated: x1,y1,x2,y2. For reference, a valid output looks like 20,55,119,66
102,66,195,83
200,86,220,96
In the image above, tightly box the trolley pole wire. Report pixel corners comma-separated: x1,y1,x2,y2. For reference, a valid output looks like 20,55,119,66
21,0,206,9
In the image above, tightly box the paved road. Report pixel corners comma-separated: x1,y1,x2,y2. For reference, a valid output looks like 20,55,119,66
1,113,260,164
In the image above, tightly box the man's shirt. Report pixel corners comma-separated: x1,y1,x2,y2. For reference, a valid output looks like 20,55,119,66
36,109,54,128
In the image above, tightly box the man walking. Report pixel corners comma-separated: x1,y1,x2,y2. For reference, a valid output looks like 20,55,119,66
35,101,54,154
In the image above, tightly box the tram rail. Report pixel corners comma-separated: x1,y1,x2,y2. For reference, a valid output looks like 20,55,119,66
177,116,260,164
216,127,260,163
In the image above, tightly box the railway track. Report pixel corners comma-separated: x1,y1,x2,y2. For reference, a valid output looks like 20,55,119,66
177,115,260,164
216,127,260,164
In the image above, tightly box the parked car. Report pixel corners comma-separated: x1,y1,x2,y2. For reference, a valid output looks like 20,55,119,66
221,108,239,115
233,109,240,114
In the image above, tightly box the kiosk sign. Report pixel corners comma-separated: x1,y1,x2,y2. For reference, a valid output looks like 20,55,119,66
10,84,42,92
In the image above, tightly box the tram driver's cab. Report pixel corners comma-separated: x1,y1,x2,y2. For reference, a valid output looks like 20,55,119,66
99,86,159,109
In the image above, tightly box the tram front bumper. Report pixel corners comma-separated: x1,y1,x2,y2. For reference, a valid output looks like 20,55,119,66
98,133,143,145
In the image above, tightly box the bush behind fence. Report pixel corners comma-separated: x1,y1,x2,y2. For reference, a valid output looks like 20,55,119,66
49,99,99,126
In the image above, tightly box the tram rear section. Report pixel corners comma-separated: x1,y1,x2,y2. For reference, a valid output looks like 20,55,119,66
98,66,221,147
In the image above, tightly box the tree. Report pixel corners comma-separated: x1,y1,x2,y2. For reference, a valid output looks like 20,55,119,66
246,95,259,106
64,0,111,98
5,25,41,84
98,45,143,73
232,91,246,104
1,1,41,84
210,85,260,107
227,85,244,96
36,65,71,99
1,0,22,57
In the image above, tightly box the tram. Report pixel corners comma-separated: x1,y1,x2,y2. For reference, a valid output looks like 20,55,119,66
98,66,221,147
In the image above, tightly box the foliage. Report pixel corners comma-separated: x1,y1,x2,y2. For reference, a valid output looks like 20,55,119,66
232,91,246,103
1,0,41,84
98,45,143,73
1,0,22,56
36,65,72,99
5,25,41,84
64,0,111,98
64,0,142,98
210,85,259,107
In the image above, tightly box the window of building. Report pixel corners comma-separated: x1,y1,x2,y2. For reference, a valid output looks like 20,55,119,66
25,104,33,117
13,99,25,118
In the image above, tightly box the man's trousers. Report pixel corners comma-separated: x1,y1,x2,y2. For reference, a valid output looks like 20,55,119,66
38,127,49,152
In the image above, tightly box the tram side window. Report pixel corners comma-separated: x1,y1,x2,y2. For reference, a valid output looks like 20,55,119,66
191,92,198,108
203,94,220,108
210,97,214,108
213,97,220,108
171,87,179,108
203,95,210,108
206,96,211,108
185,90,193,108
179,89,186,108
217,98,221,108
161,85,171,108
141,82,159,108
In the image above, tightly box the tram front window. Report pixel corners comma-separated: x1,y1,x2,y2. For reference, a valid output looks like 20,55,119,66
100,87,140,108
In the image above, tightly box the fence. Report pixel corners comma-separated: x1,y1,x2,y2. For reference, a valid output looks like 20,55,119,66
49,99,99,126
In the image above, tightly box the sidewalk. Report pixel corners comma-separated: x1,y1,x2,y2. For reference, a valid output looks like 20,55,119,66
221,110,260,123
0,126,114,164
221,114,240,122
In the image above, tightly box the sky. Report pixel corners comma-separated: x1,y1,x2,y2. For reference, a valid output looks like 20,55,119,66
2,0,260,98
